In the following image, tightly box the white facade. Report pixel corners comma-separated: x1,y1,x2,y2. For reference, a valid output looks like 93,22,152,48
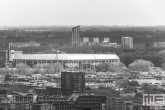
9,41,40,48
93,37,99,43
101,43,121,48
82,37,89,42
153,42,165,48
132,79,165,85
103,37,110,42
9,50,14,61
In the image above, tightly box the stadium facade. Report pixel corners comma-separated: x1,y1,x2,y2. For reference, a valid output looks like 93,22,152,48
13,52,120,70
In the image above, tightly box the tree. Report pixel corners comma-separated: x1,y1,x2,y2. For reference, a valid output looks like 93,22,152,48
158,50,165,57
96,63,107,72
161,63,165,70
33,63,63,74
119,53,163,67
126,106,130,110
128,59,154,72
115,79,129,89
16,63,31,75
127,81,139,87
33,63,51,69
59,46,94,53
51,62,63,74
45,63,63,74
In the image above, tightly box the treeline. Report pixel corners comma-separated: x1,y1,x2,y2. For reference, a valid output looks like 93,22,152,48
119,53,164,67
14,46,52,54
1,30,165,48
16,45,123,54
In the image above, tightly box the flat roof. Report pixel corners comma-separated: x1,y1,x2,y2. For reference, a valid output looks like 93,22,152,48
14,53,119,61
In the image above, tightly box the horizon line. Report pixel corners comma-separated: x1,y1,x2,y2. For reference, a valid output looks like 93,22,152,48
0,25,165,27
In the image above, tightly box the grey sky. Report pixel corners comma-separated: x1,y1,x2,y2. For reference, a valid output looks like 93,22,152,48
0,0,165,26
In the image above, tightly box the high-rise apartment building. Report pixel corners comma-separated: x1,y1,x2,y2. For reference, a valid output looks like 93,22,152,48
72,26,80,46
121,37,133,49
61,71,85,96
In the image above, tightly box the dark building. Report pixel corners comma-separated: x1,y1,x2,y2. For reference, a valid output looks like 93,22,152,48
0,103,31,110
106,97,126,110
0,89,7,95
0,49,14,67
0,50,8,67
34,87,61,96
46,87,61,96
61,71,85,96
0,94,106,110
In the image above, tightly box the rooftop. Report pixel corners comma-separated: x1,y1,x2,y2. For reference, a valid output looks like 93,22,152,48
14,53,119,60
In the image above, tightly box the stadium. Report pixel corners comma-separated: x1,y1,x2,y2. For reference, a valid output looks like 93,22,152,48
13,52,120,70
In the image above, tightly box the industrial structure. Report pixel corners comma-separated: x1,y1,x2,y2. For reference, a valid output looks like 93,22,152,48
72,26,80,46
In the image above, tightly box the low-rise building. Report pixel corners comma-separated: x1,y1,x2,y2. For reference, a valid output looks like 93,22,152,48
153,42,165,48
106,97,125,110
133,43,145,50
9,41,40,48
0,94,106,110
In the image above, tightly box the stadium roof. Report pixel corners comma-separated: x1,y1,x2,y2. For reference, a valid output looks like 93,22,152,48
14,53,119,61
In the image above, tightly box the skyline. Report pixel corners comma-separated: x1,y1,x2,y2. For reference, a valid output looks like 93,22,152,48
0,0,165,26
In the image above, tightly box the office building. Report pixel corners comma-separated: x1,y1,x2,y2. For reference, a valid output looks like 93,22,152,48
121,37,133,49
106,97,126,110
61,71,85,96
72,26,80,46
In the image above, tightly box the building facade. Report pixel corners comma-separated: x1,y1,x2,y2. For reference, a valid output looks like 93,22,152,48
0,49,14,67
80,37,120,47
9,41,40,48
13,53,120,71
133,43,145,50
35,94,106,110
153,42,165,48
106,97,126,110
72,26,80,46
61,71,85,96
121,37,133,49
0,94,106,110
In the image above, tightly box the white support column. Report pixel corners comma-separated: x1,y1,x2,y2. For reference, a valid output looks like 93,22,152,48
78,60,79,71
37,60,38,68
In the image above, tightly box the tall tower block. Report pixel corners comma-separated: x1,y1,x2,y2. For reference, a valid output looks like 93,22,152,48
72,26,80,46
61,71,85,96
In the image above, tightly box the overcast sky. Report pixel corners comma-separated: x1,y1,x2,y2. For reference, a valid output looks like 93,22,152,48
0,0,165,26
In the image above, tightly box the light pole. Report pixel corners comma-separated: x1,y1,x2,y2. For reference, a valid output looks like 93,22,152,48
56,50,59,63
2,36,6,48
